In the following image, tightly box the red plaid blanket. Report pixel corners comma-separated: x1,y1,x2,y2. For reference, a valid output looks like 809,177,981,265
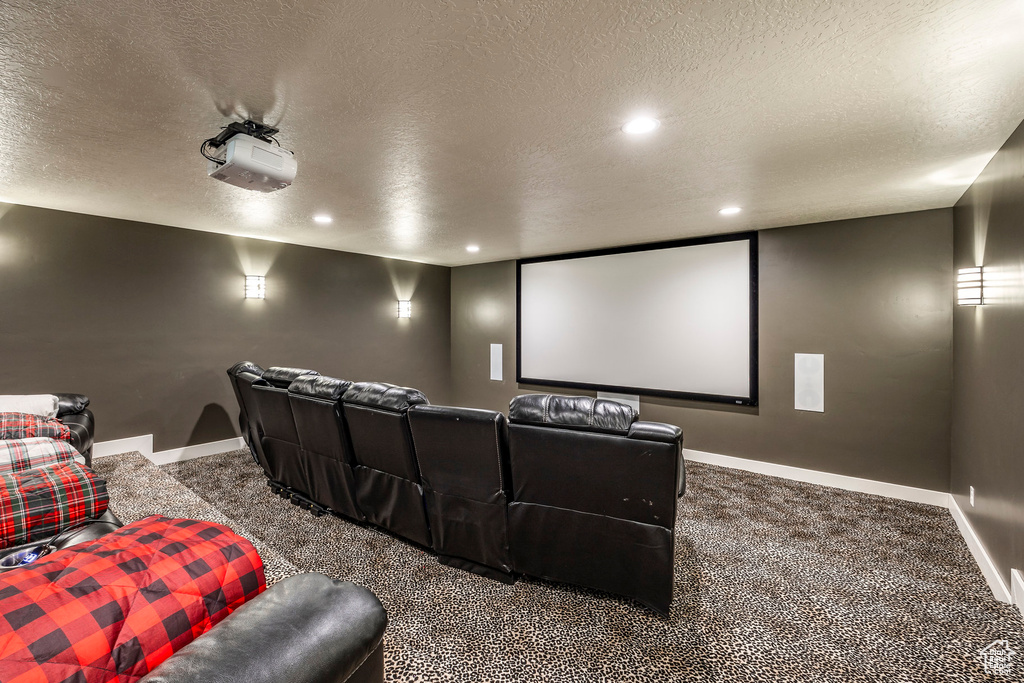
0,461,108,549
0,437,80,476
0,413,72,443
0,515,265,682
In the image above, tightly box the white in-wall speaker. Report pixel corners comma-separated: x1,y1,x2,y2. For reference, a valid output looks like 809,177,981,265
794,353,824,412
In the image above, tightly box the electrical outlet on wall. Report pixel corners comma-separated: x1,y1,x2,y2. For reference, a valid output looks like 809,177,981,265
970,486,975,507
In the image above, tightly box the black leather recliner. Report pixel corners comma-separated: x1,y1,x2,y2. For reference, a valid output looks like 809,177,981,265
251,367,319,493
506,394,682,615
226,361,268,473
287,374,363,521
408,405,515,583
139,572,388,683
342,382,432,548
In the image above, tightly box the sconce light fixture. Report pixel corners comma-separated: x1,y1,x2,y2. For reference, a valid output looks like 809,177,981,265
397,300,412,318
245,275,266,300
957,267,984,306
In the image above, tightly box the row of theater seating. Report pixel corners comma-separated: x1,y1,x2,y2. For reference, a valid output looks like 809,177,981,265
227,361,685,615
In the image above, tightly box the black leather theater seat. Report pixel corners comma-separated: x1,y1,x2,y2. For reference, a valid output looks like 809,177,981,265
506,394,683,615
287,374,362,521
252,367,319,493
226,361,268,474
139,573,388,683
343,382,432,548
408,405,514,582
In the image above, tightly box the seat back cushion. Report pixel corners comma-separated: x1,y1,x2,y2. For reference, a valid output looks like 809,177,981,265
0,515,265,682
507,424,677,527
408,405,508,501
0,437,81,475
343,405,421,481
0,413,72,443
252,384,299,444
286,376,362,520
287,376,353,463
0,460,109,549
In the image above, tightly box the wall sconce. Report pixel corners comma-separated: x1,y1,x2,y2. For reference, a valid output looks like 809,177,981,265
957,267,984,306
397,300,412,318
245,275,266,300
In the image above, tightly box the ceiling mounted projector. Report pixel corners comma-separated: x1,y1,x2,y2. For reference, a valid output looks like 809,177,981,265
202,120,296,192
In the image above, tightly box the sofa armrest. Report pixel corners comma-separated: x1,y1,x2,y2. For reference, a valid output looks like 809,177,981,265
53,393,90,417
60,409,95,466
627,421,682,444
139,573,388,683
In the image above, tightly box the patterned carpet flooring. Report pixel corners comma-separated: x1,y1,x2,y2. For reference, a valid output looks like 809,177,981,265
97,450,1022,682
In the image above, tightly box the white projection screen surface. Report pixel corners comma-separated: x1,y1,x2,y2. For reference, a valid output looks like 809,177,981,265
517,234,757,404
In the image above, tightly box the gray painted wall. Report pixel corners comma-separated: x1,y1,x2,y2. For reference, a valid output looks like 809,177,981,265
951,119,1024,587
0,204,451,450
452,210,954,491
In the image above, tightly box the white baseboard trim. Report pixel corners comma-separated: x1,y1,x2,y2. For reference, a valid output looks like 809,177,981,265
92,434,154,460
92,434,245,466
683,448,949,507
1012,569,1024,618
948,497,1013,604
149,437,246,466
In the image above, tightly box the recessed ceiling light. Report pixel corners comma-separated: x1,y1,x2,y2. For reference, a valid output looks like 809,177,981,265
466,245,480,253
622,117,660,135
718,207,742,215
313,214,332,224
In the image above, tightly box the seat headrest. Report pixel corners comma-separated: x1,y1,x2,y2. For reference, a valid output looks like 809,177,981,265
262,367,320,388
342,382,428,412
227,361,265,378
508,394,637,435
288,375,352,402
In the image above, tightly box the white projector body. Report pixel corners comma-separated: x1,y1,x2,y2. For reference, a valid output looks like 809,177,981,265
207,133,296,192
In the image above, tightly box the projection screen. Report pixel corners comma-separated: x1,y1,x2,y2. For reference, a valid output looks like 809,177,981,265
517,233,758,405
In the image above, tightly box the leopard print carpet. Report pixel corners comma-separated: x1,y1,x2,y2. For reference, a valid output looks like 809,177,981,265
110,449,1022,681
92,451,298,586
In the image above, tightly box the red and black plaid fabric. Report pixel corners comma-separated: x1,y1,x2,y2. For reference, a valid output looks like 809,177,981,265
0,438,80,476
0,413,72,443
0,461,108,550
0,515,265,683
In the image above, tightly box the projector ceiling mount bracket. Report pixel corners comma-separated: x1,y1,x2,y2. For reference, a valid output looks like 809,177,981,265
201,119,281,165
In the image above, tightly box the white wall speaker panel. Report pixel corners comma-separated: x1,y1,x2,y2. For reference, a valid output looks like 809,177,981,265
490,343,503,381
794,353,824,412
597,391,640,415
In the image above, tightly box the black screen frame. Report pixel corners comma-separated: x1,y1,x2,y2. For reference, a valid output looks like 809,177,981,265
516,231,759,406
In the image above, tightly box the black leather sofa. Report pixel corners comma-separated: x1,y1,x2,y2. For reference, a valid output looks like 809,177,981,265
140,572,387,683
227,362,685,615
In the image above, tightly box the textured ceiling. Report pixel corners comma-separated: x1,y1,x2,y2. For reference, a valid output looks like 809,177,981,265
1,1,1023,266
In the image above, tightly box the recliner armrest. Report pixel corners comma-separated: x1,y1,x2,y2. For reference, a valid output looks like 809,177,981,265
53,393,90,417
139,573,388,683
627,421,682,444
